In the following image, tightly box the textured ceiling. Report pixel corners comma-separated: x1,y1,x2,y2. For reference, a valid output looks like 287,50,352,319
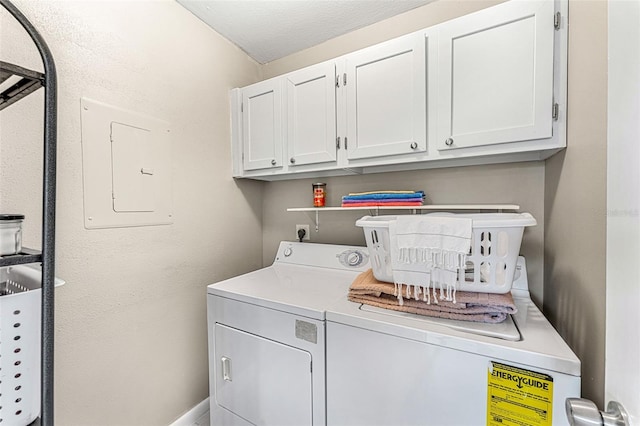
176,0,431,64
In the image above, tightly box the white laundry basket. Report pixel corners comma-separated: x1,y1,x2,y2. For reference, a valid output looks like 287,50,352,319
0,264,64,426
356,213,537,294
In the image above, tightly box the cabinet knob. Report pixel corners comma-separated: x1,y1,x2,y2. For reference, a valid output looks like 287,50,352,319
290,157,296,164
445,137,454,146
271,159,277,166
410,142,418,150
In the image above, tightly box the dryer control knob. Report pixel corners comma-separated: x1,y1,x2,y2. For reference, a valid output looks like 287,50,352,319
347,252,363,266
337,249,369,268
283,247,293,257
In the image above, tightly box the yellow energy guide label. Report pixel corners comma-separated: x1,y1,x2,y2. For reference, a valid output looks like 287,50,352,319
487,361,554,426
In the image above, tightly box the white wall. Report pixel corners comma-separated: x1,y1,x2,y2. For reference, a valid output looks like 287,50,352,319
0,1,262,424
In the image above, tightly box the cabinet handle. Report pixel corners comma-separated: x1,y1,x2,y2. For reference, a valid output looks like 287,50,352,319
290,157,296,164
445,138,454,146
221,356,232,382
271,159,276,166
410,142,418,150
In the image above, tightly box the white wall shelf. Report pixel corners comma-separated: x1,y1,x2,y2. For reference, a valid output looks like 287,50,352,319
287,204,520,231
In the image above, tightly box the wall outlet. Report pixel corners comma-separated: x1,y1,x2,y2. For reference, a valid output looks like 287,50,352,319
296,224,310,241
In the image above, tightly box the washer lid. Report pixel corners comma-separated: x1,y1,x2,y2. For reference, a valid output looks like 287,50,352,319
326,295,581,376
358,303,521,341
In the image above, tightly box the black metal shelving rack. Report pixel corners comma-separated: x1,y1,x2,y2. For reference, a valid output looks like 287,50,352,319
0,1,57,425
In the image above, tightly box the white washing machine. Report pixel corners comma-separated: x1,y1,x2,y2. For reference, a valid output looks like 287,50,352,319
326,258,581,426
207,242,580,426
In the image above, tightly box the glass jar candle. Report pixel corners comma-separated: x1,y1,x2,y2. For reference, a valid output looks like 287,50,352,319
0,214,24,255
312,183,326,207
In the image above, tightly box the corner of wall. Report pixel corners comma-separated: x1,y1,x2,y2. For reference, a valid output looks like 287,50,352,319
543,0,608,407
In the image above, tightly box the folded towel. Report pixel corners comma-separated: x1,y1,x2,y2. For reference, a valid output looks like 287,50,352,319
343,191,424,201
342,197,423,203
348,190,419,196
341,201,423,207
348,269,516,323
390,215,472,304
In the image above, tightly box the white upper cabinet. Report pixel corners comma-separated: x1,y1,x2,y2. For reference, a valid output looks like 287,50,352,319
231,0,567,180
285,62,337,167
345,33,426,160
436,0,555,151
242,79,282,171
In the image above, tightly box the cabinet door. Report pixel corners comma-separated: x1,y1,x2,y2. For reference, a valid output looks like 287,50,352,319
437,0,555,151
345,33,426,160
285,62,337,167
242,79,282,171
215,324,313,425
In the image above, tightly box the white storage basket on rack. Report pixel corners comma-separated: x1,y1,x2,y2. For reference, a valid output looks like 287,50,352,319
0,264,64,426
356,213,536,294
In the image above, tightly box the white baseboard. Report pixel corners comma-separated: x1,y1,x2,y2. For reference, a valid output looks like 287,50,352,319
170,398,209,426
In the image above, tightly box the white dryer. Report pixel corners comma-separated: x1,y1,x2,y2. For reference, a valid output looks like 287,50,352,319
207,242,370,426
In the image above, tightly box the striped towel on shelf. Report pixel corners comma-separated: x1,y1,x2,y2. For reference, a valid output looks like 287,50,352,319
341,190,425,207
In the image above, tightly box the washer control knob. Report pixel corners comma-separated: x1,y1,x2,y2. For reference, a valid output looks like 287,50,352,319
283,247,293,257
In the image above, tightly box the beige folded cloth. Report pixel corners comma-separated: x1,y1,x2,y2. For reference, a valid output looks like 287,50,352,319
349,269,517,324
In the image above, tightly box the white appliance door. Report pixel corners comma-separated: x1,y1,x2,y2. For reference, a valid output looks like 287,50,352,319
568,3,640,423
602,0,640,423
214,324,313,426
